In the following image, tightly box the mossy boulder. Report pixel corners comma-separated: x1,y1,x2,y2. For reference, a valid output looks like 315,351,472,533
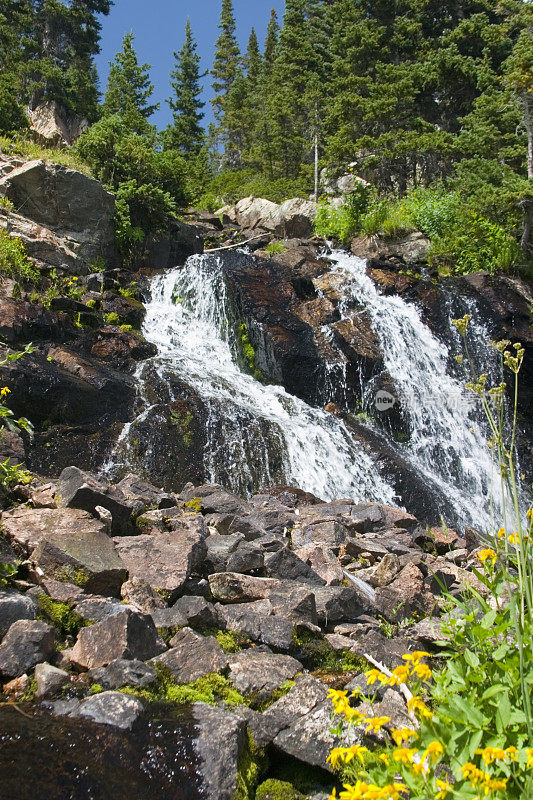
255,779,304,800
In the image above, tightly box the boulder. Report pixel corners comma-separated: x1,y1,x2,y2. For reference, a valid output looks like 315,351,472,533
34,662,69,699
77,691,144,731
227,651,302,700
0,620,55,678
233,196,280,231
312,585,366,625
276,198,318,238
120,576,167,614
181,484,247,516
217,601,295,651
70,610,165,670
191,703,250,800
1,507,107,554
0,160,116,272
291,519,348,553
31,526,128,597
28,101,87,147
0,591,36,638
55,467,134,533
150,628,228,683
114,527,207,598
88,659,157,690
209,573,280,604
116,474,176,512
172,596,220,630
294,545,343,586
73,597,132,623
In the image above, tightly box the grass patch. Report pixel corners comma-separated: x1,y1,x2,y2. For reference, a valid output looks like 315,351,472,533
264,241,287,257
0,135,91,175
0,230,39,283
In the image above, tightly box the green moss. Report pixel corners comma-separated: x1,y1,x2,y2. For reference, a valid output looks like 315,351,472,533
237,322,264,382
121,666,247,708
53,565,91,589
264,241,287,257
104,312,120,325
170,409,193,448
156,625,181,646
292,630,366,674
215,629,251,654
233,731,267,800
85,298,97,309
37,595,88,636
184,497,202,513
21,676,38,701
255,779,304,800
119,324,134,332
89,683,103,695
254,680,294,712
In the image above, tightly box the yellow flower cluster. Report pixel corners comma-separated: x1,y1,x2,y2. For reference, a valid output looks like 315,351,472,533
329,780,407,800
328,746,368,769
364,652,433,692
477,548,497,564
462,762,508,793
0,386,10,397
475,745,517,764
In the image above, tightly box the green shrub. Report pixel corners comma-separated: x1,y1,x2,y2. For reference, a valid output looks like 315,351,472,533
104,312,120,325
314,185,371,243
0,230,38,282
264,240,287,257
429,212,519,274
196,169,311,208
0,458,32,488
0,135,91,174
0,562,17,589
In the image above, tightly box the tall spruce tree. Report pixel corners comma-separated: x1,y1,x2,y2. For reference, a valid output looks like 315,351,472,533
263,9,279,71
165,20,205,154
244,28,261,89
211,0,240,124
102,32,158,133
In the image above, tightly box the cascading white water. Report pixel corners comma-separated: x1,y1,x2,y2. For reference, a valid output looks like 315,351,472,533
325,251,504,528
108,253,397,505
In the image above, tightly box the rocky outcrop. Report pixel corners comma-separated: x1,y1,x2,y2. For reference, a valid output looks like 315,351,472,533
0,159,116,273
28,101,88,147
217,197,318,239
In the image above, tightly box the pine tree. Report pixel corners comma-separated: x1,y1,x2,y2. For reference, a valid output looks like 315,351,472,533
244,28,261,89
165,19,205,154
102,32,159,133
263,9,279,71
211,0,240,123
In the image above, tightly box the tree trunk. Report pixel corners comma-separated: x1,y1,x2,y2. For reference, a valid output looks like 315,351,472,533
314,132,319,202
522,95,533,180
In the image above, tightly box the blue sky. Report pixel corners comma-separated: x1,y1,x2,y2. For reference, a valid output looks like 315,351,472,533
95,0,286,130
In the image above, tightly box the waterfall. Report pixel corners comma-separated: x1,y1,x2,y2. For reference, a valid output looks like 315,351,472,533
103,249,514,530
105,253,397,506
323,251,504,528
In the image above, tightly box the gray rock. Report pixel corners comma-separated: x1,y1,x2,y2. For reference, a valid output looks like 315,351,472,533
39,579,85,604
55,467,133,533
150,627,228,683
267,584,318,625
369,553,401,587
151,606,187,630
226,541,264,574
88,659,157,690
294,545,343,586
114,526,207,598
0,620,55,678
312,585,365,624
31,526,128,597
217,601,295,651
1,507,107,554
263,673,328,734
116,474,176,512
191,703,248,800
34,662,69,699
70,609,166,670
77,691,144,730
0,591,36,638
264,548,324,584
74,597,132,623
209,573,280,604
181,484,246,515
227,651,302,700
346,503,385,532
120,576,166,614
205,533,246,573
291,519,348,553
172,595,220,630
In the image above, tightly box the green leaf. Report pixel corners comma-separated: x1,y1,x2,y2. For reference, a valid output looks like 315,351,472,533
495,692,511,734
464,649,480,669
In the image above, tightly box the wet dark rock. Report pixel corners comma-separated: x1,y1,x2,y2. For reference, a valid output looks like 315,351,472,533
32,525,128,597
55,467,134,534
87,327,157,371
227,651,302,700
114,526,207,598
0,297,71,346
144,217,204,270
0,620,55,678
150,628,228,683
76,691,144,731
0,591,36,638
88,659,157,690
70,609,165,670
34,662,69,699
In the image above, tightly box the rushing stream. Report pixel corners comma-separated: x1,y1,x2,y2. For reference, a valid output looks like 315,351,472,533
103,250,511,530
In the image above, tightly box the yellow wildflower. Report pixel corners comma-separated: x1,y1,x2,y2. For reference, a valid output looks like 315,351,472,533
328,790,336,800
327,748,347,770
505,746,518,761
344,745,368,764
407,696,433,718
412,662,432,682
387,664,411,685
527,748,533,768
410,760,427,777
392,747,418,764
477,548,497,564
496,527,505,539
508,533,520,545
339,781,370,800
343,706,365,724
403,651,430,664
527,509,533,521
462,762,486,786
385,784,407,800
0,386,10,397
365,668,387,686
484,776,508,793
391,728,417,746
475,746,506,764
435,779,452,799
360,787,387,800
365,716,391,734
378,753,390,765
423,741,444,763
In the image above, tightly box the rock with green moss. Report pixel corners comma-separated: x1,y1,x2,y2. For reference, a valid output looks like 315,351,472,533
255,779,304,800
37,594,87,636
237,322,264,382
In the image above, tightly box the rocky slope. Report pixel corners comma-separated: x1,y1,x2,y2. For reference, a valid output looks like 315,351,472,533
0,467,484,799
